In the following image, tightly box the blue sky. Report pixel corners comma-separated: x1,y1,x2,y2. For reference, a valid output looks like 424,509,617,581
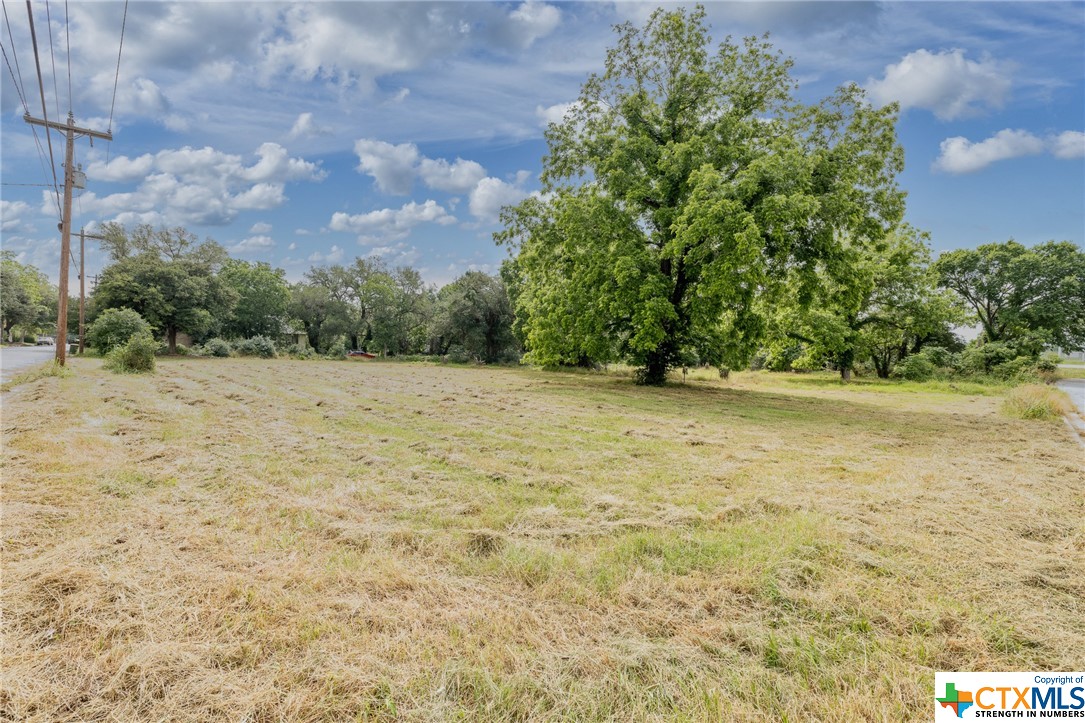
1,1,1082,287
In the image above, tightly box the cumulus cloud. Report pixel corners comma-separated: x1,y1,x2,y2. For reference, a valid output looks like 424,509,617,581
330,200,456,243
867,49,1011,120
250,222,273,234
504,1,562,48
353,139,420,194
1051,130,1085,160
230,235,276,254
418,157,487,194
77,143,325,226
1,200,32,232
288,112,330,139
933,129,1045,173
354,139,487,195
308,245,344,263
469,176,531,222
535,102,573,127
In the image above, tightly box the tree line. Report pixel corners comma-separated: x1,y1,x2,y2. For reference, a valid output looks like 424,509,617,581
5,7,1082,381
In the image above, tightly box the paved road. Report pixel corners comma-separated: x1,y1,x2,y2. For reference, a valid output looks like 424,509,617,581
1056,377,1085,417
0,344,59,383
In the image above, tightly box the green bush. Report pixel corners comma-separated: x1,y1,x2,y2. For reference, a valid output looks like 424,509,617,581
918,346,954,368
893,354,936,381
324,336,347,359
234,335,276,358
204,338,232,357
286,343,315,358
104,333,157,374
88,308,152,354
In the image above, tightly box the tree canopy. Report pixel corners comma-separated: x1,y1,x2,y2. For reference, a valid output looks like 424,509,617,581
0,252,55,341
934,240,1085,353
497,6,904,383
94,225,236,352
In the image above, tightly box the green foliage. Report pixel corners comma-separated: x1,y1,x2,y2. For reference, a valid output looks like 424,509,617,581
1,252,54,340
93,224,237,353
219,259,290,339
958,342,1017,375
233,335,276,358
431,271,517,363
1002,385,1073,421
498,7,905,384
934,240,1085,351
87,308,152,354
203,337,232,357
892,354,936,382
104,333,158,374
324,335,347,359
768,225,965,380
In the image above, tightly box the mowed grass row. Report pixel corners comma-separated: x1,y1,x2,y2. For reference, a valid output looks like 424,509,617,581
2,359,1082,721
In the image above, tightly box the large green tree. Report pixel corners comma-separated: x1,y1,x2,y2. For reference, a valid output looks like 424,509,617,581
934,240,1085,353
431,271,517,362
94,224,237,353
0,252,54,341
219,259,291,339
497,6,904,384
769,226,964,379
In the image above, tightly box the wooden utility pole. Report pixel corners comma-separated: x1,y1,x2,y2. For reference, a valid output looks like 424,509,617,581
78,228,111,355
23,112,111,365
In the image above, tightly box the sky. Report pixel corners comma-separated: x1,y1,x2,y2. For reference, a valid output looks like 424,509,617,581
1,1,1083,288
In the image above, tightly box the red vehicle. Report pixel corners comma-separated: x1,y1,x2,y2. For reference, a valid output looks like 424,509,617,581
347,350,377,359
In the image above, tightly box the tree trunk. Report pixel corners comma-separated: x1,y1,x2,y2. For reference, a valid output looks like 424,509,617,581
838,349,855,381
168,327,178,355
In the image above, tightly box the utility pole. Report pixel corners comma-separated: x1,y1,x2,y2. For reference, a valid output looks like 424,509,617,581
77,228,111,355
24,112,112,365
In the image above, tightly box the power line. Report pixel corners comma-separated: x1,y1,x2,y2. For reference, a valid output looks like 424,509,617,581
45,0,60,123
25,0,62,212
2,2,28,110
107,0,126,133
63,0,69,114
3,4,61,217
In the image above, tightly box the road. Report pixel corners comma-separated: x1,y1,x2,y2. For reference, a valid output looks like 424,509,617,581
1056,377,1085,417
0,344,59,383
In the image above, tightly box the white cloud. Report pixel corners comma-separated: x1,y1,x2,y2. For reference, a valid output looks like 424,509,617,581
288,112,331,139
354,139,420,194
250,222,273,234
933,129,1044,174
308,245,344,264
535,102,573,127
354,138,487,195
288,242,297,251
867,49,1011,120
230,235,276,254
330,200,456,244
1,200,32,232
1051,131,1085,160
468,177,531,222
505,2,562,48
418,157,487,194
77,143,324,227
84,154,154,183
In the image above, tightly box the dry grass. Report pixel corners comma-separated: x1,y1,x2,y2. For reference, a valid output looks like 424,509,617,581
1002,384,1075,420
2,359,1083,722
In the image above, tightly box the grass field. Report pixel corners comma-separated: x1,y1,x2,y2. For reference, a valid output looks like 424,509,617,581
2,359,1083,721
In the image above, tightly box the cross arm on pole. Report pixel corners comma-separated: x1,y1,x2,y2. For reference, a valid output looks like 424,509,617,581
23,113,113,142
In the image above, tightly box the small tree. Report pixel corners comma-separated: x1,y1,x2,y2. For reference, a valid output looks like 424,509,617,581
87,308,152,354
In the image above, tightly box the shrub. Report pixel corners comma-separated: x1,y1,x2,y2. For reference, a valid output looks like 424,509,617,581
234,335,276,358
893,354,936,382
1002,385,1073,421
88,308,152,354
918,346,954,368
286,343,315,359
204,338,232,358
324,336,347,359
994,356,1038,381
104,333,157,374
